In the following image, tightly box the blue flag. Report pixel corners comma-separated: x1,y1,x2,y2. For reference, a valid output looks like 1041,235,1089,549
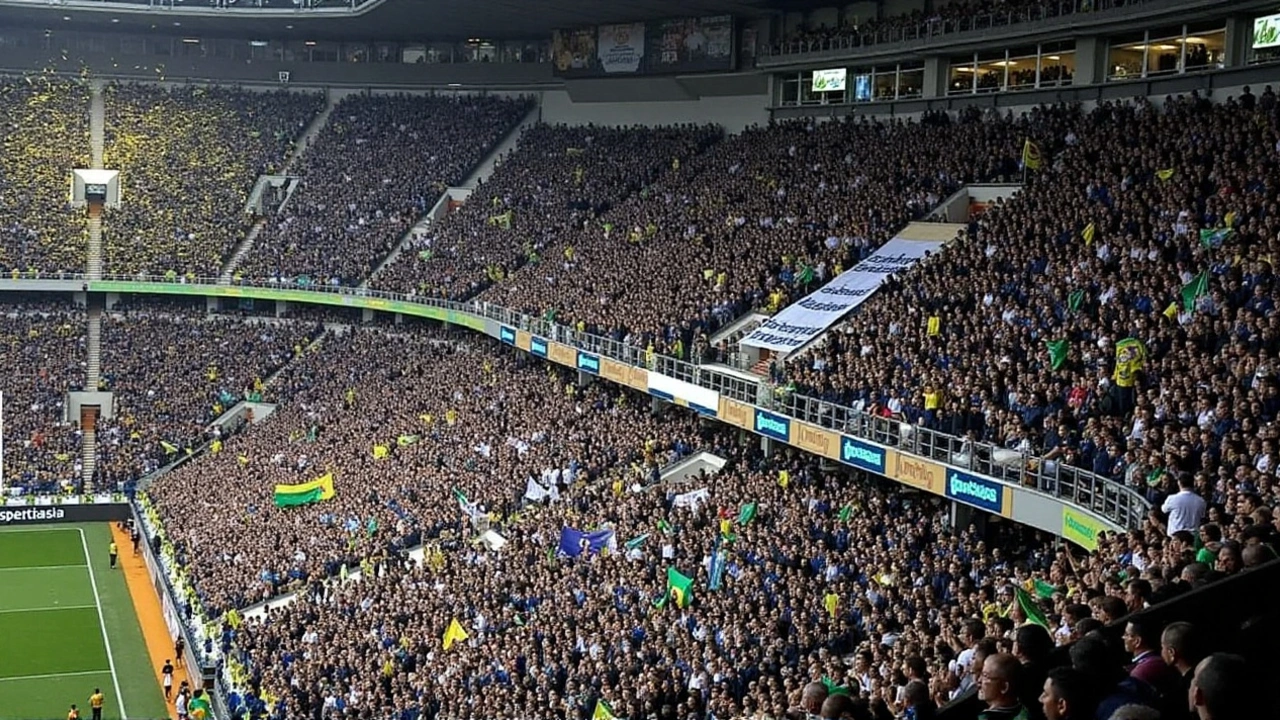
558,527,617,557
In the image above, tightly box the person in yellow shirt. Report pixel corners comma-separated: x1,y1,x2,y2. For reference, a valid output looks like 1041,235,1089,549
108,541,118,569
88,688,104,720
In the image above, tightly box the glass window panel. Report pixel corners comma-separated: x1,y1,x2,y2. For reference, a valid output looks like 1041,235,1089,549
977,50,1007,93
898,68,924,99
1183,26,1225,71
948,55,976,95
1107,31,1146,81
781,77,800,105
873,68,897,100
1005,46,1038,89
1146,26,1185,75
1041,49,1075,87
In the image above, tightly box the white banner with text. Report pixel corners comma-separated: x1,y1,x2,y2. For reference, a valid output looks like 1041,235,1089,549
740,237,945,351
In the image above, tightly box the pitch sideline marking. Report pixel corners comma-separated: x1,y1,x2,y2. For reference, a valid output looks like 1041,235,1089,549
78,527,128,719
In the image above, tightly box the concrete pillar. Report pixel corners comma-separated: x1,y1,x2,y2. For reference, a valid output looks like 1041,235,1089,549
922,56,948,99
1224,16,1252,69
761,435,774,457
1072,37,1105,86
362,308,374,323
950,501,973,532
275,300,287,318
577,369,591,388
650,396,663,415
395,313,403,326
206,296,218,313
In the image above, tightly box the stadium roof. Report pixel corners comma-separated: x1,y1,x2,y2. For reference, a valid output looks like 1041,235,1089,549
1,0,783,41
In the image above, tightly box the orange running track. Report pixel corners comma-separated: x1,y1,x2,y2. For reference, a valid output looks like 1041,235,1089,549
111,523,193,720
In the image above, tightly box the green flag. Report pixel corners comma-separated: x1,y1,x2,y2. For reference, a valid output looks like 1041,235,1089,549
1199,228,1232,248
1046,339,1069,371
273,486,324,508
822,675,851,697
737,502,758,525
1015,586,1050,629
1067,289,1084,313
1181,271,1209,312
657,567,694,609
1032,578,1057,600
837,504,852,523
624,533,650,550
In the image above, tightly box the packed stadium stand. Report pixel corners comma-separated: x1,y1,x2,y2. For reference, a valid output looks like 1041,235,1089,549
94,304,323,491
472,109,1026,357
0,1,1279,719
0,299,86,493
102,84,325,277
0,77,91,276
370,123,724,299
235,93,534,286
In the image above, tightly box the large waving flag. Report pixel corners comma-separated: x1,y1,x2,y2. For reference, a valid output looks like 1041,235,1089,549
558,527,617,557
654,567,694,609
442,617,469,650
273,473,336,508
1015,586,1050,629
593,699,619,720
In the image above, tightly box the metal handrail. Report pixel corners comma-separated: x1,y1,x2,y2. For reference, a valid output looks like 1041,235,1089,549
23,273,1151,528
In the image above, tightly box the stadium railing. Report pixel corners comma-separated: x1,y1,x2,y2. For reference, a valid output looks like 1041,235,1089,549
758,0,1203,61
4,271,1150,531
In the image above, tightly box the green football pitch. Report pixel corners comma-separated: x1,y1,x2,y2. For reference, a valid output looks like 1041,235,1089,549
0,524,168,720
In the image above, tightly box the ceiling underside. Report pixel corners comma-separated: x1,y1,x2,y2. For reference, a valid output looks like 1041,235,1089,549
0,0,784,42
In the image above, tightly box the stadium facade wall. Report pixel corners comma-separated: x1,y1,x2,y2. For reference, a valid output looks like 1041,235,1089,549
540,84,769,134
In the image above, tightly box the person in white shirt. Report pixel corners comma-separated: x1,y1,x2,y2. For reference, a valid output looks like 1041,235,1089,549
1161,474,1207,536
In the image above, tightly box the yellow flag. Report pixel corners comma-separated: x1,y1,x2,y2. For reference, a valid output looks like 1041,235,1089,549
1081,222,1095,246
445,409,458,426
1021,139,1042,171
1225,210,1237,229
1162,302,1179,321
373,444,389,460
1156,168,1175,182
824,592,839,619
778,470,790,488
237,454,249,467
210,439,223,455
926,316,940,337
442,618,469,650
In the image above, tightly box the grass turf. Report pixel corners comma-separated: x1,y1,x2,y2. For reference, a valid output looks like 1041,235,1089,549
0,525,169,720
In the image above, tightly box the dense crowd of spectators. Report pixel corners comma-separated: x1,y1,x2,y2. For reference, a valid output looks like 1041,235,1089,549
236,93,533,286
371,123,722,299
103,84,325,277
127,326,1273,720
0,77,90,276
145,326,704,614
793,94,1280,500
94,303,321,490
0,299,85,493
475,109,1025,362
